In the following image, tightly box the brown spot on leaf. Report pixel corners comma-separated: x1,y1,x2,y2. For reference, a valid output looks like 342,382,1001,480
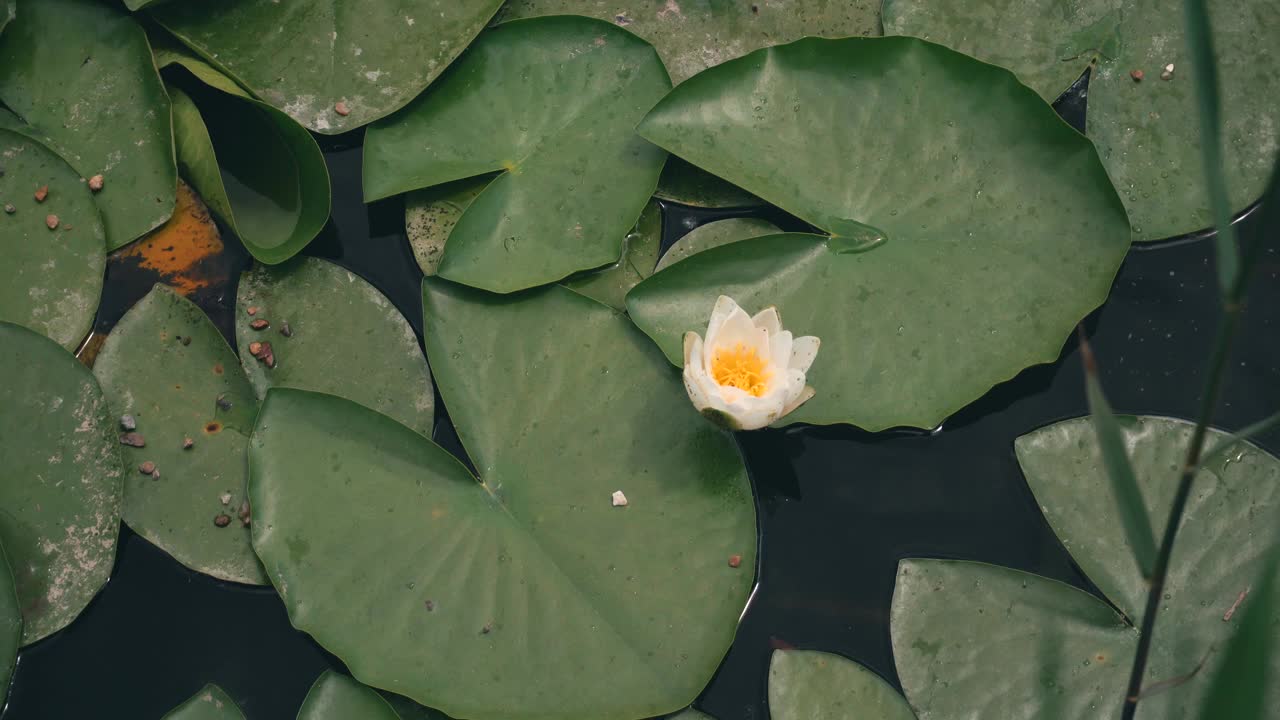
204,421,222,434
212,362,224,375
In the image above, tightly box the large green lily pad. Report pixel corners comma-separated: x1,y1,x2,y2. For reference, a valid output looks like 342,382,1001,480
655,217,780,272
0,128,105,351
0,322,122,645
299,671,402,720
0,542,20,706
629,37,1130,430
770,649,917,720
162,684,245,720
364,16,670,293
883,0,1280,241
561,200,662,310
151,0,503,134
237,257,433,438
891,416,1280,719
157,46,330,265
0,0,175,249
248,279,756,719
93,286,267,585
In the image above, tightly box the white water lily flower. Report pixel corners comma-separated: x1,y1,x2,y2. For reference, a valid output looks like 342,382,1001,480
683,296,820,431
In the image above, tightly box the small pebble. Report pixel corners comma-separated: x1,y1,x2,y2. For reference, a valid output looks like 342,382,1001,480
249,318,270,331
424,599,436,612
481,622,492,635
45,214,59,230
181,335,191,346
1161,63,1175,81
150,468,160,480
33,185,48,203
120,414,137,431
182,437,195,450
728,554,743,569
120,432,146,448
3,203,14,214
238,500,251,527
213,514,232,528
138,461,156,476
220,492,232,505
216,394,233,411
334,101,350,116
248,341,263,355
1130,69,1144,82
611,490,628,507
251,341,276,368
88,174,104,192
279,322,292,338
246,306,258,316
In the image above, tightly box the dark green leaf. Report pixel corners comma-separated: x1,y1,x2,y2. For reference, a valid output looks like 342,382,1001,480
364,16,670,293
770,649,917,720
629,37,1129,429
299,671,402,720
93,286,267,585
0,0,175,249
0,322,122,644
236,257,433,437
654,217,780,273
654,158,761,209
562,200,663,310
0,128,105,351
0,541,20,706
162,684,245,720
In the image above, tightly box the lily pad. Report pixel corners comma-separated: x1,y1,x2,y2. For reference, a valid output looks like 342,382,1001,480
363,16,670,293
0,322,122,645
655,217,780,272
405,177,491,277
151,0,503,134
882,0,1280,241
0,0,175,249
770,649,917,720
0,542,19,706
92,285,267,585
654,158,761,209
248,279,756,719
162,684,245,720
629,37,1130,430
0,128,105,351
562,200,663,310
890,416,1280,719
299,671,402,720
236,257,433,438
157,47,331,265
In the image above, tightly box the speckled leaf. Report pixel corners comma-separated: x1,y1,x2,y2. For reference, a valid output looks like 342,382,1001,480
247,280,756,720
0,0,175,249
891,417,1280,719
562,200,662,310
236,257,432,437
162,684,245,720
405,177,490,277
883,0,1280,241
0,128,105,351
0,322,122,645
151,0,503,134
0,542,20,706
157,47,330,265
299,671,402,720
770,649,916,720
655,217,779,272
364,16,670,293
629,37,1130,430
93,286,267,585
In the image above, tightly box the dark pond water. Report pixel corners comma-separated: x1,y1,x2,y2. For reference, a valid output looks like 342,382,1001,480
3,75,1278,719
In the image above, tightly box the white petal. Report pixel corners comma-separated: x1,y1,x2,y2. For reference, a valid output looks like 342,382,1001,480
789,335,821,372
751,306,782,335
683,331,703,368
704,295,742,338
780,385,816,418
769,330,793,372
708,305,770,365
723,391,787,431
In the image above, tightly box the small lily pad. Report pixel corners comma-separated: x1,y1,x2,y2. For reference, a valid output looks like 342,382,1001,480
162,684,245,720
0,0,175,249
0,321,122,645
562,200,663,311
364,16,670,293
151,0,504,134
236,257,433,437
299,671,402,720
655,217,780,272
0,541,20,706
770,649,917,720
93,285,267,585
156,45,331,265
0,128,105,351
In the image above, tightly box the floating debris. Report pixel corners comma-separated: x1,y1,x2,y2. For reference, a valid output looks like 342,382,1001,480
1130,69,1144,82
1223,587,1250,621
250,340,276,368
249,318,270,331
1161,63,1175,81
3,203,14,214
216,394,233,411
481,622,492,635
33,185,48,202
213,513,232,528
45,214,59,230
611,490,628,507
220,492,232,506
728,554,743,568
181,335,192,346
279,322,292,338
182,436,195,450
120,414,137,431
120,432,146,447
424,599,436,612
88,174,104,192
238,500,251,527
334,100,350,116
139,461,156,476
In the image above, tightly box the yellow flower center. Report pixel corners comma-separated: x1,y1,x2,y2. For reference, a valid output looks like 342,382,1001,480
711,343,772,397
